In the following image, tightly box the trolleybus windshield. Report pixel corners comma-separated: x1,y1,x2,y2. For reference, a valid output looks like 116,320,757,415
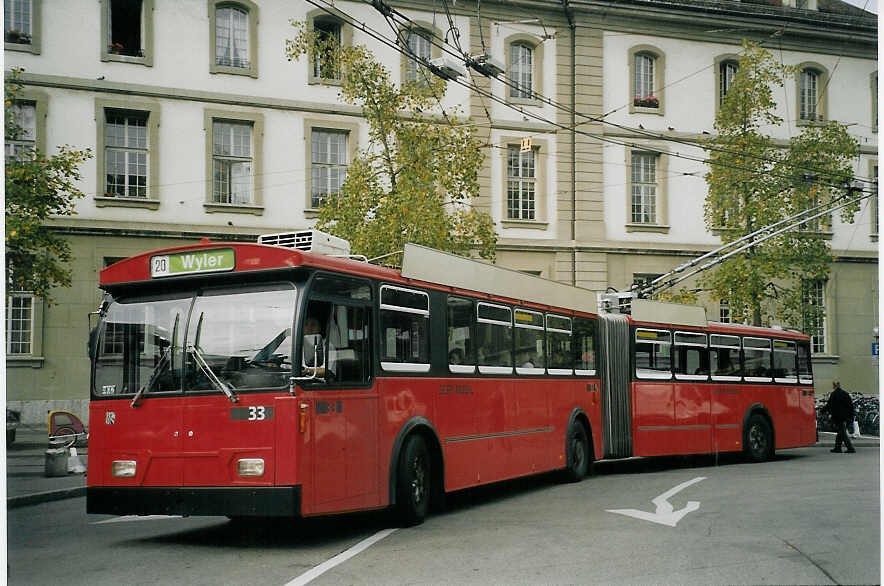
92,284,297,399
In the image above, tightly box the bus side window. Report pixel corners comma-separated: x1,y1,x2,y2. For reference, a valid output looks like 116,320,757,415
710,334,741,381
743,337,772,382
634,329,672,380
546,314,573,375
797,341,813,385
476,303,513,375
773,340,798,384
573,317,596,375
674,331,708,380
447,296,475,374
379,285,430,372
514,308,545,374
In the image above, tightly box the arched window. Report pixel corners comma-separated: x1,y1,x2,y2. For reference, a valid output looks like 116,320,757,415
633,53,657,108
510,43,533,99
210,1,258,78
628,45,664,113
216,6,249,68
313,18,341,80
404,28,432,84
799,69,819,121
719,60,738,106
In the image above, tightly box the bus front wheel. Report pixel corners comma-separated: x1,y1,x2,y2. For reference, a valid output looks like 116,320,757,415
563,422,591,482
396,434,430,526
743,414,773,463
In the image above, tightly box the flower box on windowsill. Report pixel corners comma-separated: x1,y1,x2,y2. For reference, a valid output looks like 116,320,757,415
5,30,31,44
633,96,659,109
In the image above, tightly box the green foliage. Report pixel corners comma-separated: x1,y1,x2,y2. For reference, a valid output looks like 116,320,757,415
5,71,92,302
286,21,497,262
702,42,859,327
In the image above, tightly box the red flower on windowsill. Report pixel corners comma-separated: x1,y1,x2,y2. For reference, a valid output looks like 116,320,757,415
634,95,659,108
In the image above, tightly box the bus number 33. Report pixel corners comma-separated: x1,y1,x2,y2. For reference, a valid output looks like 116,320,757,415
230,406,273,421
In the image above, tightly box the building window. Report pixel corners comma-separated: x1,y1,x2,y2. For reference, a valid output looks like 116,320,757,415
313,19,341,81
6,292,33,355
209,1,258,78
872,72,878,132
632,273,662,293
799,69,819,121
510,43,533,99
212,120,253,205
5,0,31,44
311,129,348,208
100,0,151,65
404,28,432,84
631,152,657,224
104,110,148,198
5,101,36,161
633,53,657,109
802,280,826,354
216,6,249,68
507,146,536,220
719,60,738,107
719,300,731,323
107,0,142,57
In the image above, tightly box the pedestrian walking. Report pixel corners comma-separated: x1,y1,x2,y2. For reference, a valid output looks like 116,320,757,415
823,381,856,453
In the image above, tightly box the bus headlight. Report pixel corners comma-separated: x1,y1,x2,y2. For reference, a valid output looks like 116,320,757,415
111,460,136,478
237,458,265,477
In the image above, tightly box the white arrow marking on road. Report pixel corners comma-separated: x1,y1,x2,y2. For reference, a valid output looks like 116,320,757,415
606,476,706,527
92,515,183,524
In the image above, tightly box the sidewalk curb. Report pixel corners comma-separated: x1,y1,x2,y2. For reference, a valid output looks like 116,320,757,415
7,486,86,509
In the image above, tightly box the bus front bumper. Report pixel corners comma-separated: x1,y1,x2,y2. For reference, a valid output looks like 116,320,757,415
87,486,301,518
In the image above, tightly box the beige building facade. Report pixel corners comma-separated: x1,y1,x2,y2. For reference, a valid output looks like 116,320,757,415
5,0,877,423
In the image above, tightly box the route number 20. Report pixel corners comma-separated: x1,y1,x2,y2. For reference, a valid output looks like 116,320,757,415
248,406,266,421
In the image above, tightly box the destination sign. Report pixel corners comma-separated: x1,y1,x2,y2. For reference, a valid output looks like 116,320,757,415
150,248,235,278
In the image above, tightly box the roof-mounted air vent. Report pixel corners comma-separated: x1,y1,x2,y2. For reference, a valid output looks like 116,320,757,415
258,229,351,256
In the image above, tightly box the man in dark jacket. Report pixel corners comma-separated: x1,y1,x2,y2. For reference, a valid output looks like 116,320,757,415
824,380,856,453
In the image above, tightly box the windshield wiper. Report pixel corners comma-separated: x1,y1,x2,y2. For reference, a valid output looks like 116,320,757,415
131,314,179,408
188,344,238,403
131,347,171,408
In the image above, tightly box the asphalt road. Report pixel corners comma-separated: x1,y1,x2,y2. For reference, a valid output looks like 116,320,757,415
8,447,879,585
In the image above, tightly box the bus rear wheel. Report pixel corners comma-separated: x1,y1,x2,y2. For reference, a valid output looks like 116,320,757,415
396,434,430,526
743,414,773,463
563,422,591,482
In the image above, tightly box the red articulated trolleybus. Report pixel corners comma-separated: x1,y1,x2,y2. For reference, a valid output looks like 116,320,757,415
86,230,816,524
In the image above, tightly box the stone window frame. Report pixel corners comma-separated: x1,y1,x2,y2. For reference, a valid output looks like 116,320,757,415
4,0,41,55
303,117,360,217
503,33,544,107
204,108,265,215
714,54,740,116
100,0,154,67
499,134,548,230
5,290,44,368
802,279,828,355
208,0,259,79
307,8,353,86
7,87,48,155
795,61,828,125
871,71,878,133
628,44,665,116
94,98,161,210
625,147,669,233
398,21,442,87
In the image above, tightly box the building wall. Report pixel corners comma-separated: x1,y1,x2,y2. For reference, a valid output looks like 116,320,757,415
5,0,877,424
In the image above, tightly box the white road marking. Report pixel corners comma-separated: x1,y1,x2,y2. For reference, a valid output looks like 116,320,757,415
284,528,398,586
607,476,706,527
92,515,183,524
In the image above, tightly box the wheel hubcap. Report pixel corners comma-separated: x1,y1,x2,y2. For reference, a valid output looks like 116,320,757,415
750,424,766,453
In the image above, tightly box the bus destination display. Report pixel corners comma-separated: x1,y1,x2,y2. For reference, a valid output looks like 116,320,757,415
150,248,235,278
